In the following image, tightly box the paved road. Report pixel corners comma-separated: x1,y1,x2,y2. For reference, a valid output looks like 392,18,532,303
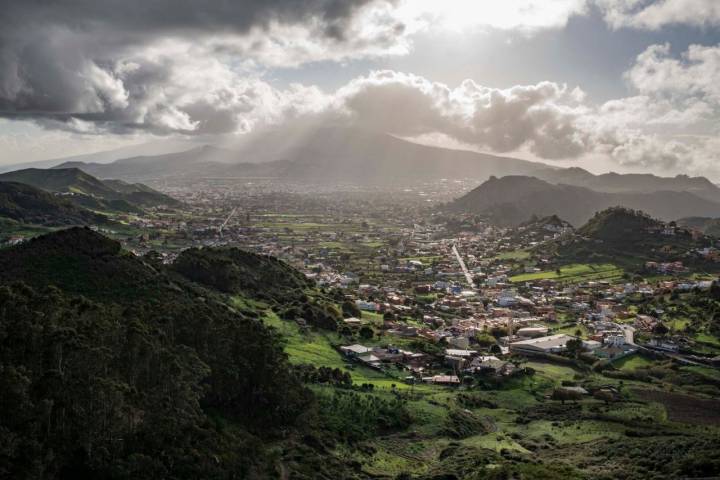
218,207,237,236
452,243,476,289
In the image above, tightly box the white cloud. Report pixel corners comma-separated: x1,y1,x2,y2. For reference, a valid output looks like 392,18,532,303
598,0,720,30
335,71,591,159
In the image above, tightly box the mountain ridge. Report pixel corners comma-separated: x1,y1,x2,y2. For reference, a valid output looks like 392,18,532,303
0,167,180,212
448,175,720,226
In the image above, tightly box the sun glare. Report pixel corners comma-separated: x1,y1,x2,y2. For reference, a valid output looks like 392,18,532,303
398,0,587,32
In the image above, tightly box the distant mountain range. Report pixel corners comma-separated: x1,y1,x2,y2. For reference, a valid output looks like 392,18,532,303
533,167,720,204
0,168,180,213
448,176,720,226
2,125,719,214
0,181,107,227
50,127,555,183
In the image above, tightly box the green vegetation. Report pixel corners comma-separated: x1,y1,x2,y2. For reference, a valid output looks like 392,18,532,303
0,228,311,478
539,207,718,272
3,227,720,480
0,167,180,214
0,181,107,227
511,263,623,283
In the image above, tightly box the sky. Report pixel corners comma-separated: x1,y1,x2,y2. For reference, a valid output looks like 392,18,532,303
0,0,719,179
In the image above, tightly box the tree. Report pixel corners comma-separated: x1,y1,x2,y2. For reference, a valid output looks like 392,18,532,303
565,338,583,358
341,300,361,318
359,325,374,339
653,322,670,336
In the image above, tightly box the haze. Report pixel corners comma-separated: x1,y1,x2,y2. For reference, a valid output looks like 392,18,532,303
0,0,719,179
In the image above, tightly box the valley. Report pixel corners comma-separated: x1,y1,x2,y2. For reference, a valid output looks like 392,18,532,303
2,166,720,479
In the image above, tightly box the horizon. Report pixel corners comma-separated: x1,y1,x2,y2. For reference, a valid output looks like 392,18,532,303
1,1,720,180
3,3,720,478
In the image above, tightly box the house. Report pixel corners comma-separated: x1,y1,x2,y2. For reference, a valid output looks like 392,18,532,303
424,375,461,385
340,344,372,357
509,334,575,355
516,326,549,338
594,344,635,359
445,348,478,358
355,300,379,311
464,355,516,376
647,338,680,352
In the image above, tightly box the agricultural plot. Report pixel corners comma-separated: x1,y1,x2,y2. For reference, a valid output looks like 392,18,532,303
510,263,624,283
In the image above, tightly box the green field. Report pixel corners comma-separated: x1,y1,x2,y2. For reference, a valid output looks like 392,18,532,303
263,311,435,391
613,353,654,371
494,249,531,261
510,263,623,283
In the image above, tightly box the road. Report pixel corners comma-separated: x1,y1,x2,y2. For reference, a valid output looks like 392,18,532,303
452,243,476,289
218,207,237,236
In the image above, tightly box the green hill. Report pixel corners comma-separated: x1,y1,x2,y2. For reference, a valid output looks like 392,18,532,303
0,181,106,227
578,207,662,242
0,168,180,213
172,247,342,330
540,207,715,270
0,227,313,478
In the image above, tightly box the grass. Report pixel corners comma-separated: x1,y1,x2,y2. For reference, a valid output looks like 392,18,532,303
683,365,720,382
696,332,720,346
262,309,435,391
360,310,385,326
613,353,654,371
494,250,531,261
510,263,623,284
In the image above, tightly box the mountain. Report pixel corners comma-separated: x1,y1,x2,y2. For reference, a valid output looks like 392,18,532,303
448,175,720,226
50,126,558,183
0,167,180,212
237,126,556,184
54,145,242,181
0,181,107,226
0,139,202,174
535,167,720,203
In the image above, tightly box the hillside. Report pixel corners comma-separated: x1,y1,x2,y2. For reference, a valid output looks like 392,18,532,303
538,207,715,269
677,217,720,238
0,167,180,212
0,228,319,478
0,181,106,227
448,175,720,226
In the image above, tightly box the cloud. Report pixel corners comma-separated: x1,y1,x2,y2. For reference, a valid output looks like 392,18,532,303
0,0,401,130
597,0,720,30
335,71,591,159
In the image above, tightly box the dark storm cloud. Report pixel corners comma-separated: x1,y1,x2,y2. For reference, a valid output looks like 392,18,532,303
0,0,378,38
0,0,396,132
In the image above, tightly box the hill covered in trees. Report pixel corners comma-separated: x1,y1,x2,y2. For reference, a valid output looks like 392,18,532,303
0,181,107,226
0,228,325,478
537,207,715,269
0,168,179,213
